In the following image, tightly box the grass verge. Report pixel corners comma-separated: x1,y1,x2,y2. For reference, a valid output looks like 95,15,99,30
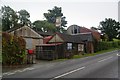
73,48,119,59
55,48,119,62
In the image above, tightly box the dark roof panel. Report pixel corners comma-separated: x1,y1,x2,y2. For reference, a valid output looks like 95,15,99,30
55,32,93,43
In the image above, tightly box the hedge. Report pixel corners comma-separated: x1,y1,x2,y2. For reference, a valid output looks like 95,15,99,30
2,32,26,65
94,40,120,52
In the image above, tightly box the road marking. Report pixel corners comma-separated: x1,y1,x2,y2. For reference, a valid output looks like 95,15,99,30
13,69,26,73
51,67,85,80
98,57,113,63
3,68,35,76
27,68,35,70
0,75,2,77
3,73,9,75
7,72,15,75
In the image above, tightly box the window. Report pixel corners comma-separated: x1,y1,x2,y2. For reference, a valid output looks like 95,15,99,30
67,43,72,50
78,44,84,51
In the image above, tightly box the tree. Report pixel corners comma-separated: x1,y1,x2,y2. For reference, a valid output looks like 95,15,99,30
18,9,31,26
99,18,120,41
43,6,67,32
33,20,56,32
2,6,18,31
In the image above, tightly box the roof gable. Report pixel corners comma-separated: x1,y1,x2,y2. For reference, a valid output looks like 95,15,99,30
8,25,43,38
49,32,94,43
49,33,64,43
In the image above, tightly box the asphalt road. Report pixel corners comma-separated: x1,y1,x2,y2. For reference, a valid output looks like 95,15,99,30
2,50,120,80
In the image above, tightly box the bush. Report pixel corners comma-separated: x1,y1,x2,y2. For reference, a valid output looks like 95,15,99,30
95,40,120,52
2,32,26,65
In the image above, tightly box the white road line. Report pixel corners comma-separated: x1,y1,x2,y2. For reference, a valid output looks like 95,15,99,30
98,57,113,63
14,69,26,73
7,72,15,75
3,67,35,76
51,67,85,80
27,68,35,70
22,68,29,72
3,73,9,75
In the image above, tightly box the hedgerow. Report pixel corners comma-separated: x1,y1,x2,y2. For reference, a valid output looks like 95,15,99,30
2,32,26,65
95,40,120,52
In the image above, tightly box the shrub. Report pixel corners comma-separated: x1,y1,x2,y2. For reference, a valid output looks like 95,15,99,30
95,40,120,52
2,32,26,65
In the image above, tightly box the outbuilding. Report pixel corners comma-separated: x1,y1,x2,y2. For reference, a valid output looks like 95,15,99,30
7,25,43,49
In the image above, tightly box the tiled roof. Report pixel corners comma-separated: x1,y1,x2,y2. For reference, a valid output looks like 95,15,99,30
43,36,53,44
67,25,100,41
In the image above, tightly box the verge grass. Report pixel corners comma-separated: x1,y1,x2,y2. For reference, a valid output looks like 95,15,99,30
73,48,119,59
55,48,119,62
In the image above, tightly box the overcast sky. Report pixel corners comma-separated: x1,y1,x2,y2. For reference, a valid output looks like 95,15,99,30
1,0,119,29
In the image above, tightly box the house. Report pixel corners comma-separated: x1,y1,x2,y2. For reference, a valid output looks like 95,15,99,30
36,32,86,60
35,31,95,60
72,32,94,53
48,32,84,56
7,25,43,49
67,24,101,41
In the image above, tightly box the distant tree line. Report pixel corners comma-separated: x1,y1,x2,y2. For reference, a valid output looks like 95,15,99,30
2,6,31,31
2,6,67,33
33,6,67,33
99,18,120,41
2,6,120,41
91,18,120,41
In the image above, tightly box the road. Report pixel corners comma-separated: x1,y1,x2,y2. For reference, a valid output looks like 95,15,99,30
2,50,120,80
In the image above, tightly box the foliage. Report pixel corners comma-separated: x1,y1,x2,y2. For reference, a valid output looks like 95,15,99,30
2,6,18,31
43,6,67,32
95,40,120,52
100,34,109,41
33,20,56,32
2,32,26,65
73,48,119,59
18,9,31,26
99,18,120,41
2,6,31,31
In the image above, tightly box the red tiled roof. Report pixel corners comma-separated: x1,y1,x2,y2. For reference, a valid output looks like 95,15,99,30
43,36,53,44
80,27,101,41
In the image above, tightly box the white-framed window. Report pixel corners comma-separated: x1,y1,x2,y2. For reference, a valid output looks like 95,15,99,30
78,44,84,51
67,43,72,50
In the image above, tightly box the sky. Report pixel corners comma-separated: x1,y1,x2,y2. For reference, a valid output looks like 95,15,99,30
1,0,119,29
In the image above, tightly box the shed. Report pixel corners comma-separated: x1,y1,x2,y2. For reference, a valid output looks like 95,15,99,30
7,25,43,49
36,43,64,60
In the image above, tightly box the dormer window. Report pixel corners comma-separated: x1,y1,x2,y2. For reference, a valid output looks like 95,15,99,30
72,26,80,34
